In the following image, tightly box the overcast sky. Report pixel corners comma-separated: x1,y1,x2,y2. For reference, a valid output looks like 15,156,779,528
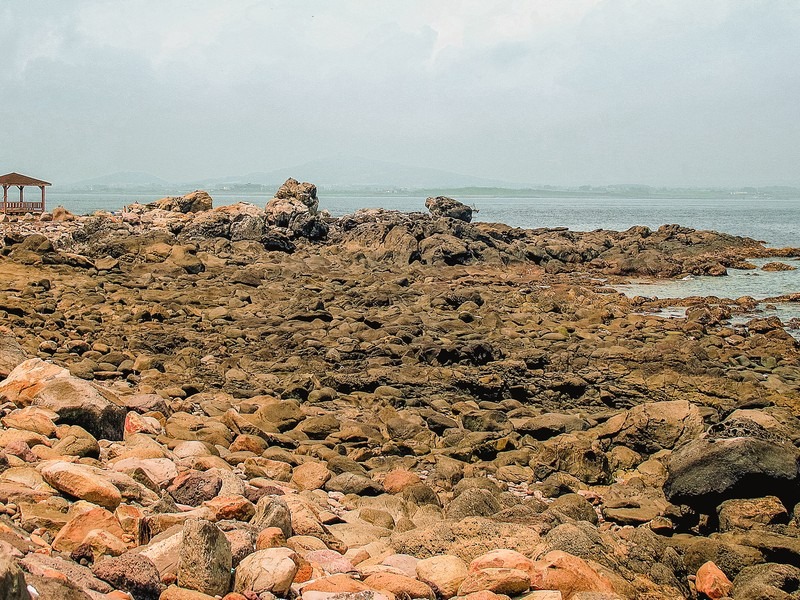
1,1,798,186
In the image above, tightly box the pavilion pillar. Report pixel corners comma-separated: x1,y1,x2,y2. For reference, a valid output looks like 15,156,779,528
2,185,7,214
18,185,23,205
40,186,45,212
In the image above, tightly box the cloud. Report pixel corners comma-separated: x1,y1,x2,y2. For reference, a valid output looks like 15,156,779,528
0,0,798,185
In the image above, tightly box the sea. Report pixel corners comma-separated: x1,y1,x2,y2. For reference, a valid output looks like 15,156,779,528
43,191,800,314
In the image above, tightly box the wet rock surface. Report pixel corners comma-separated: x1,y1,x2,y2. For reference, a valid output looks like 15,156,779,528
0,179,798,599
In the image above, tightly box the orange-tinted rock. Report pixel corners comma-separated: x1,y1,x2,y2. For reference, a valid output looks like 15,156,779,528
695,561,733,600
383,469,423,494
458,568,531,596
256,527,287,550
291,461,332,491
470,549,536,577
363,572,434,599
529,551,615,599
53,505,124,554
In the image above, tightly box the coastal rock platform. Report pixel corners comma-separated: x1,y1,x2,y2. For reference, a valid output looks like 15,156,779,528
0,182,798,599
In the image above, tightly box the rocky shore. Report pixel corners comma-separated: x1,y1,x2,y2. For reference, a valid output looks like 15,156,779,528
0,180,799,600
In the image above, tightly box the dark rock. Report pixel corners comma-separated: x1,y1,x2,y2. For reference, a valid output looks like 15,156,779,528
425,196,474,223
92,553,163,600
167,470,223,507
445,488,501,520
664,435,800,513
733,562,800,600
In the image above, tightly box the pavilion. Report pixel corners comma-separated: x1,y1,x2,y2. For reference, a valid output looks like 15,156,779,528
0,172,51,214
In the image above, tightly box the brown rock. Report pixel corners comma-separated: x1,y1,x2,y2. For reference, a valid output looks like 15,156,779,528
291,461,332,490
458,568,531,596
363,572,434,599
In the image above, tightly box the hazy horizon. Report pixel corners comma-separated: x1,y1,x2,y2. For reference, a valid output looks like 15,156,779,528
2,1,799,188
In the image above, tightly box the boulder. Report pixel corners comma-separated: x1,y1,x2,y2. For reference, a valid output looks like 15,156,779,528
733,562,800,599
446,488,501,521
425,196,474,223
41,462,122,510
32,374,127,440
416,554,468,599
0,331,27,379
0,552,29,600
149,190,212,213
178,519,232,597
608,400,704,454
92,552,163,600
458,568,531,596
234,547,299,596
664,434,800,512
695,561,733,600
251,495,292,539
362,572,435,599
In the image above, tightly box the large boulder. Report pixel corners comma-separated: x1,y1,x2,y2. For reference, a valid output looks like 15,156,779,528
234,547,299,596
0,552,29,600
33,375,127,441
607,400,705,455
92,553,163,600
0,330,27,379
664,421,800,512
178,519,232,597
425,196,474,223
149,190,212,213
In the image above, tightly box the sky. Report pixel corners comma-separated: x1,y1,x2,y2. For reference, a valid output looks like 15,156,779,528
1,0,799,187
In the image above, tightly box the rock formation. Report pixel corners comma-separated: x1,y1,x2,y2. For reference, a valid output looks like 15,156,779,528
0,179,797,599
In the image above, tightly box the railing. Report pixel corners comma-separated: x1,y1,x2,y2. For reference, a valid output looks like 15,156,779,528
2,201,45,214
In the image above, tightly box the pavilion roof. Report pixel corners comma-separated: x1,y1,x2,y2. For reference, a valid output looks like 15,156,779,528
0,172,51,186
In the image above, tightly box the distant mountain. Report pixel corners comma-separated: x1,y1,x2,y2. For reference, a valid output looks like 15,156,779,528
67,171,172,188
197,156,526,189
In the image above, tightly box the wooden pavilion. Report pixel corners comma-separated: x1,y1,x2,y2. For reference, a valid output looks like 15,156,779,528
0,172,51,214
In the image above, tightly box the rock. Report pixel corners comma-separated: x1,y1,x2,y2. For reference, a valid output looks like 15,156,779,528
717,496,788,531
178,519,232,597
92,553,163,600
664,434,800,512
0,331,27,379
761,261,797,271
469,549,535,577
41,461,122,510
251,495,292,539
363,572,435,599
425,196,473,223
325,472,383,496
0,358,70,405
159,585,217,600
150,190,212,213
695,561,733,600
233,548,299,596
446,488,501,520
32,374,127,440
383,469,423,494
416,554,468,599
608,400,704,454
167,471,223,507
733,562,800,599
529,551,616,600
0,552,29,600
52,504,125,554
458,568,531,596
291,461,332,490
548,494,598,525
